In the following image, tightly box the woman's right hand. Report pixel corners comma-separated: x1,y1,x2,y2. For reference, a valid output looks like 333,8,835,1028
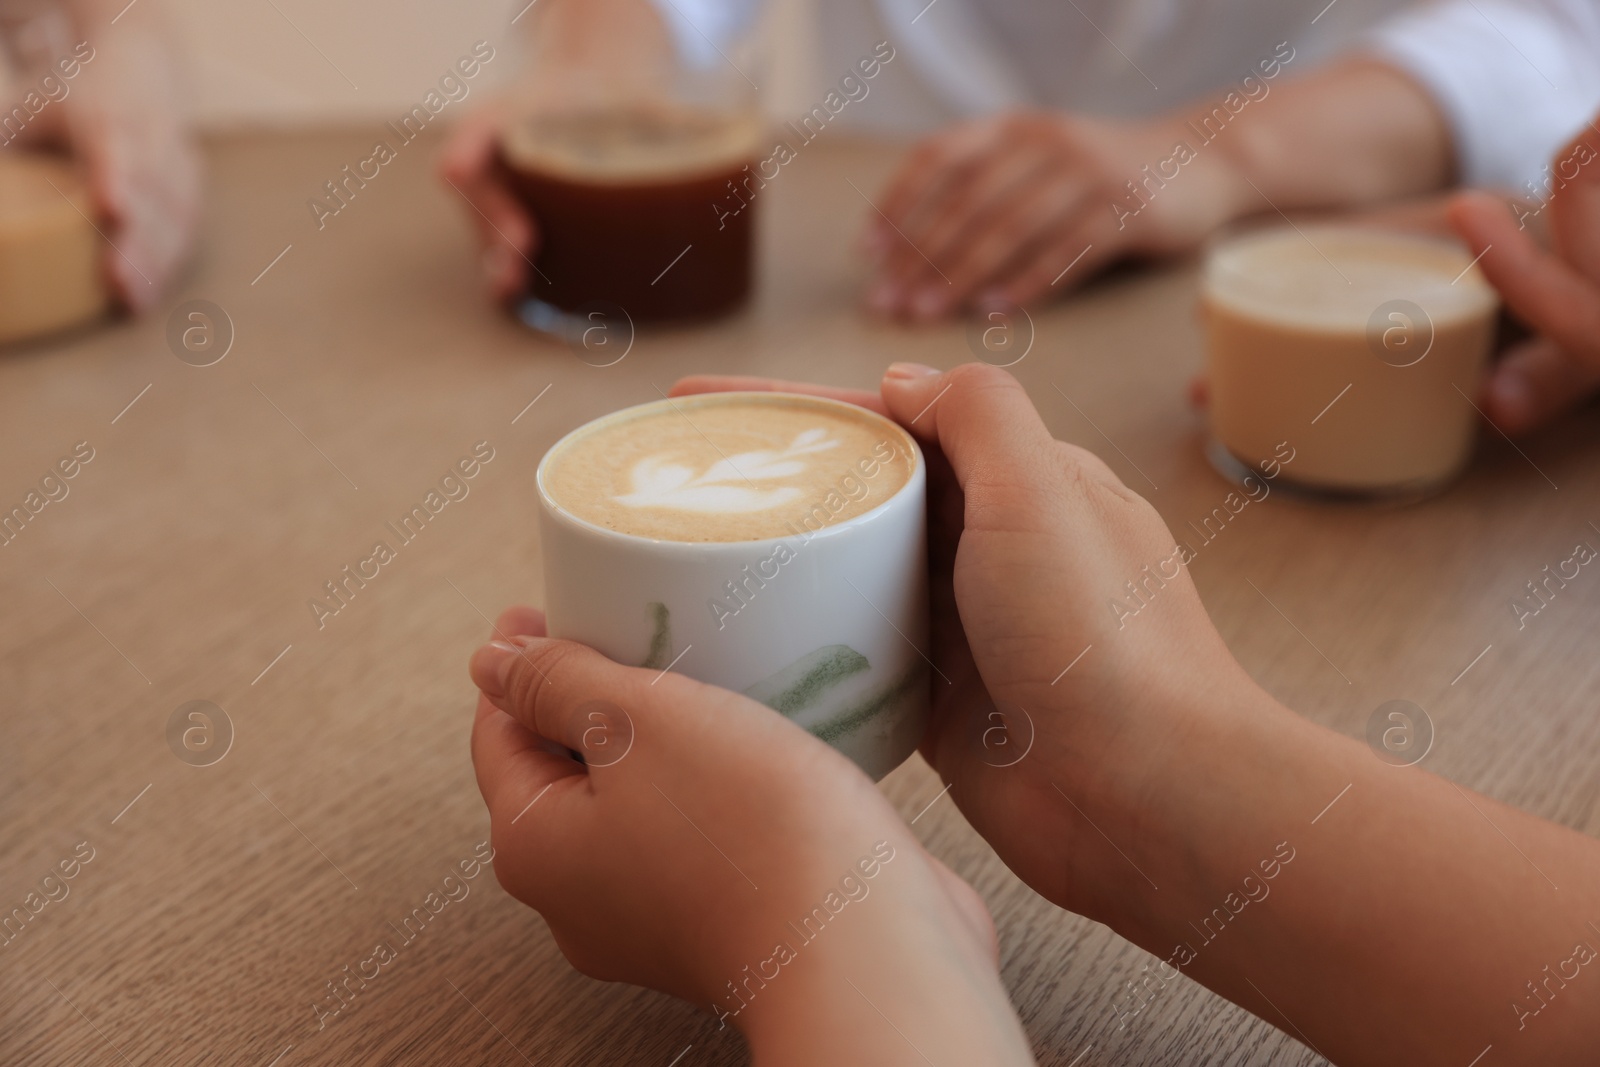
674,363,1265,922
679,364,1600,1065
871,364,1270,920
438,100,538,302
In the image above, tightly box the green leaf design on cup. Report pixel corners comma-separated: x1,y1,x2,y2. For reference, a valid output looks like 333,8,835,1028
635,604,920,748
809,662,925,744
741,645,870,716
640,602,672,671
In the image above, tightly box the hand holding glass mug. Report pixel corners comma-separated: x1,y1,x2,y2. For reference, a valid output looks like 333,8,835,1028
1448,119,1600,437
0,0,200,332
440,0,762,332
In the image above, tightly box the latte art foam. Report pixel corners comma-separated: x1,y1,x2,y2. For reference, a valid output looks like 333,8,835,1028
540,394,916,543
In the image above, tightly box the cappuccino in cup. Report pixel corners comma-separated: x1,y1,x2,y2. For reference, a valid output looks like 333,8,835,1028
1203,226,1498,496
541,396,913,542
537,393,928,779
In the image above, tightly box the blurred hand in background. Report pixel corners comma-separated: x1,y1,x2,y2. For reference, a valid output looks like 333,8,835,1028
5,0,202,312
1449,120,1600,436
438,99,536,303
865,60,1455,320
862,111,1251,321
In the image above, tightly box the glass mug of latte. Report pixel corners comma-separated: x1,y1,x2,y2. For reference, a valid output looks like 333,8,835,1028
0,10,106,344
1202,225,1499,498
537,393,928,780
501,0,766,337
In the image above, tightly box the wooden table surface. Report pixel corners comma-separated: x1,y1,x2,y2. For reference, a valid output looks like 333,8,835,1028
3,127,1598,1067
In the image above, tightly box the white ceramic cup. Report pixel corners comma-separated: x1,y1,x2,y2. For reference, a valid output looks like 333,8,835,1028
536,392,930,781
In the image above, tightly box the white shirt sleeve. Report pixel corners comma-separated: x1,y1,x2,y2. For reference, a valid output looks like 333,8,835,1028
1368,0,1600,193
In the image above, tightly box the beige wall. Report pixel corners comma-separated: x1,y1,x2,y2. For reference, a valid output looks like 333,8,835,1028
158,0,521,128
158,0,813,130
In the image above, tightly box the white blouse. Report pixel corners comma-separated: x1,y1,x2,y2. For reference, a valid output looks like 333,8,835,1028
809,0,1600,191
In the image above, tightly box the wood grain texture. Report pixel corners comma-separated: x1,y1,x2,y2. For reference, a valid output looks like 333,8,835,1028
2,128,1597,1067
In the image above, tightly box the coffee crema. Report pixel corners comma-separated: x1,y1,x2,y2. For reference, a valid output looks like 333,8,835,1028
1203,226,1498,493
540,394,915,543
501,106,761,182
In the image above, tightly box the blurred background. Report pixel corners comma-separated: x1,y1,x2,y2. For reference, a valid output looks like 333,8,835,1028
54,0,1396,131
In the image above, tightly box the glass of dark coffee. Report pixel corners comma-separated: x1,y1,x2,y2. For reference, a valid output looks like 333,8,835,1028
501,0,765,336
